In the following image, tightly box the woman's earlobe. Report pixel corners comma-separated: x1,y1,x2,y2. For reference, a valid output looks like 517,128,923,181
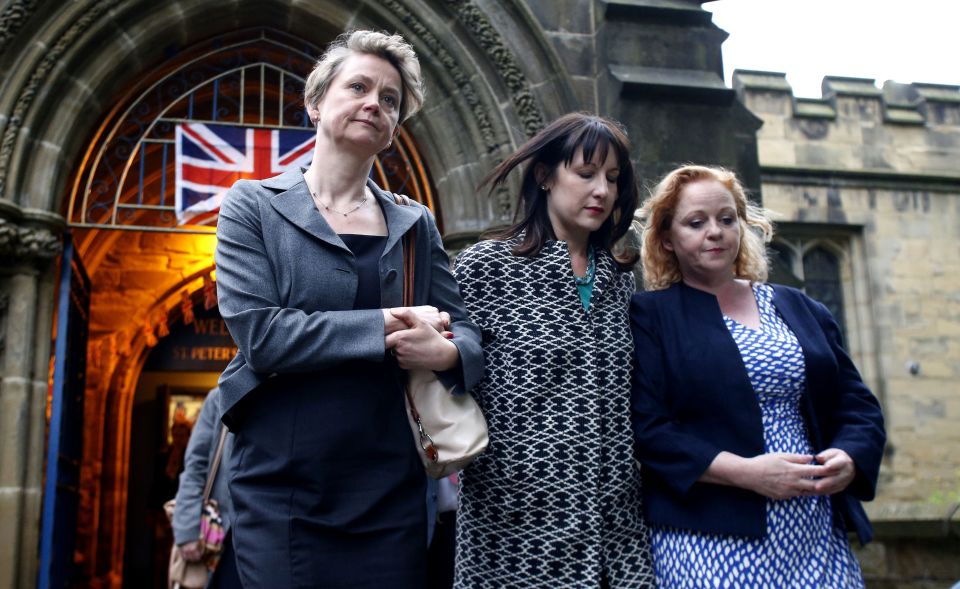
534,163,549,187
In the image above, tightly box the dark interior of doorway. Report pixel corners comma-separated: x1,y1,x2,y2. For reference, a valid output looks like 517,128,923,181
123,373,218,588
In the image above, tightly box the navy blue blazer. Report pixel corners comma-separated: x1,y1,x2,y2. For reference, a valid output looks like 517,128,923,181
630,282,885,544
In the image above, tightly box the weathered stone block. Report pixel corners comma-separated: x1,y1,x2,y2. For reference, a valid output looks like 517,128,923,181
119,270,173,290
140,233,196,254
527,0,593,34
546,32,595,79
756,139,795,166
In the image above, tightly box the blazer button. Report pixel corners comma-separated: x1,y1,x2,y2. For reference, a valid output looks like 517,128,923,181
385,269,398,282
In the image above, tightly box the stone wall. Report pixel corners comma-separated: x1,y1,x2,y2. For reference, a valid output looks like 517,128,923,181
735,70,960,587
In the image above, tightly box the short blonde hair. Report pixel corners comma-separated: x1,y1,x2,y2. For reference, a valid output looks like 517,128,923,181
304,30,425,124
639,165,774,290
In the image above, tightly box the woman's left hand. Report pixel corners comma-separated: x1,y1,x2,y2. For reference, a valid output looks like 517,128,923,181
385,308,460,371
812,448,856,495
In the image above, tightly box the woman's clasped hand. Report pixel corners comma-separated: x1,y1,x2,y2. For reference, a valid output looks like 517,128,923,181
705,449,856,500
384,305,458,371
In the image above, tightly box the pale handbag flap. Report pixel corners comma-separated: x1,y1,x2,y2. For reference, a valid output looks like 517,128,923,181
405,369,489,478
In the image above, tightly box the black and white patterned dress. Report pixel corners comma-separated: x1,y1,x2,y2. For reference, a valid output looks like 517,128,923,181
453,238,655,588
651,283,864,588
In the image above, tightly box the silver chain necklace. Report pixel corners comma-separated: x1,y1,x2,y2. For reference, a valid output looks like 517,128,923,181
311,189,368,217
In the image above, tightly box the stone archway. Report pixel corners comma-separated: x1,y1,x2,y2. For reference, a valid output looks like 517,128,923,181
0,1,565,586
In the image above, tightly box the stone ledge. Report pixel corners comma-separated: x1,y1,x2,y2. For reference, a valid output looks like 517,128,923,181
794,98,836,120
610,64,734,104
442,230,485,253
760,165,960,192
884,105,926,125
865,502,960,539
603,0,713,25
732,69,792,93
823,76,883,98
913,83,960,104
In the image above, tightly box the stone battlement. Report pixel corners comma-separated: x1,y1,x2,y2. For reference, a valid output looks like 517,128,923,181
732,70,960,178
733,70,960,127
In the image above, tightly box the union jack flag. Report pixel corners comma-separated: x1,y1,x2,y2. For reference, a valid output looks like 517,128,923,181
175,123,315,226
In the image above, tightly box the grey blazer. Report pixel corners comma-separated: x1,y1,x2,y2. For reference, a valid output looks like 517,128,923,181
214,168,484,426
172,388,233,545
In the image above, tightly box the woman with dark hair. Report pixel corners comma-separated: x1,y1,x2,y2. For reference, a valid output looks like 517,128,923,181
452,113,655,588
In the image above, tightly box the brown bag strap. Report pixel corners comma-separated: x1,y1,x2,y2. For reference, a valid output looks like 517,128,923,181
201,425,228,503
392,193,418,306
391,193,442,464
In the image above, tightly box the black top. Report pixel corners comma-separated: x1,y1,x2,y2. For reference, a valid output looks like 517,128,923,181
341,234,386,309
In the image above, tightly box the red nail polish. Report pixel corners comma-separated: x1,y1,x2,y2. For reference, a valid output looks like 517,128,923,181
444,332,454,339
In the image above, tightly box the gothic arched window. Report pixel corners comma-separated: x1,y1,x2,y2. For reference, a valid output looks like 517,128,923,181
66,28,438,235
770,235,850,345
803,246,847,343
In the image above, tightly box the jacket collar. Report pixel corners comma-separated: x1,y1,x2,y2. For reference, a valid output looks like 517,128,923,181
539,239,622,309
369,180,422,256
769,285,818,347
266,168,421,255
674,281,810,336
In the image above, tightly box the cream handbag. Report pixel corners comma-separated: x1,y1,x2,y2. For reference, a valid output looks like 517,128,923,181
395,194,488,479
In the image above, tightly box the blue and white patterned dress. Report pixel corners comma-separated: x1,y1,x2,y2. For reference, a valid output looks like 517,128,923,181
651,283,865,588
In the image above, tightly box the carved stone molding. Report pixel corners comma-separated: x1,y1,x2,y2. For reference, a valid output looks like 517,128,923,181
0,0,40,55
444,0,545,137
0,217,62,261
0,0,123,198
380,0,544,217
381,0,501,154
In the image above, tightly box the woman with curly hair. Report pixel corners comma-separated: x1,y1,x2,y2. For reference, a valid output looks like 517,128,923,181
630,164,885,588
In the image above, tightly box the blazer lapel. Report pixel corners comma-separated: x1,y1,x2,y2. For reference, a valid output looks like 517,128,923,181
369,180,421,257
589,248,616,309
266,171,422,254
770,285,827,448
267,169,349,252
771,288,819,350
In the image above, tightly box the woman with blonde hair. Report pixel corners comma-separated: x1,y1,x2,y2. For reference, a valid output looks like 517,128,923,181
630,164,885,587
215,30,483,588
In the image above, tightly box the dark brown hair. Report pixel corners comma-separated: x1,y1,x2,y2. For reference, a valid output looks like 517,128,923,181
480,112,640,269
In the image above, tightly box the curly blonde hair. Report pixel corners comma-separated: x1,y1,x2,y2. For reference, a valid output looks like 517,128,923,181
639,165,774,290
304,30,425,124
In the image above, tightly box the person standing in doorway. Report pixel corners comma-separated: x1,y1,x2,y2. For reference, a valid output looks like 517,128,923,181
171,387,239,588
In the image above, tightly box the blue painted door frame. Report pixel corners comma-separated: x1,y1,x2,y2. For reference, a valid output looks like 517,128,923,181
37,233,89,589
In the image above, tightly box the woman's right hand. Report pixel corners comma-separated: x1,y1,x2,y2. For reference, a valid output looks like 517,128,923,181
383,305,450,335
178,540,203,562
385,308,460,372
702,451,830,500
